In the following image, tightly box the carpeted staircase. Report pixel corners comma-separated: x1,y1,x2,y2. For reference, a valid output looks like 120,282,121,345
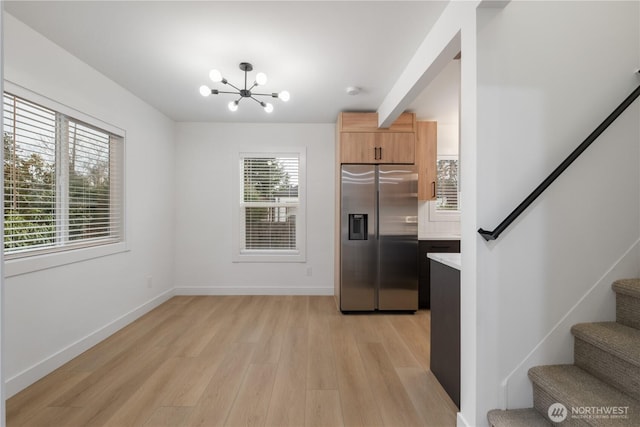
488,279,640,426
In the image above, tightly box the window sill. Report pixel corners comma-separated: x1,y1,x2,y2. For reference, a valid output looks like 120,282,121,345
233,250,306,263
5,242,129,278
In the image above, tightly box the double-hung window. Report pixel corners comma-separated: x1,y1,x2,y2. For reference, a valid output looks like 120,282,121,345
3,91,124,260
435,157,459,211
234,150,306,262
429,155,460,222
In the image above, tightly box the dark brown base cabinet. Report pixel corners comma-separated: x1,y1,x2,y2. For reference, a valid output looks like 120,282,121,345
418,240,460,308
430,259,460,408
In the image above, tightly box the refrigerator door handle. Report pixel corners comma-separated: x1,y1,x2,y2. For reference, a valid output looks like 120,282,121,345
375,188,380,240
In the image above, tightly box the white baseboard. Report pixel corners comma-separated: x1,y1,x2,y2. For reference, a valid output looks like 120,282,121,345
174,286,334,296
5,289,175,398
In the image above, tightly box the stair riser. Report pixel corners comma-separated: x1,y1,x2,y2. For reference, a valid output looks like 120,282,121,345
574,339,640,401
616,293,640,330
532,384,591,426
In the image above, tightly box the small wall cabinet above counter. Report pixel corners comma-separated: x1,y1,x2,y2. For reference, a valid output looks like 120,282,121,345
416,121,437,201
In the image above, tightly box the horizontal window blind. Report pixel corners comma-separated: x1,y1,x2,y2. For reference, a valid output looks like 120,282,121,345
4,95,57,252
436,159,459,211
68,120,122,243
3,92,124,258
241,156,299,251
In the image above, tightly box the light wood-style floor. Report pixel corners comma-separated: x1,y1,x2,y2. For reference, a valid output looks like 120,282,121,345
7,296,457,427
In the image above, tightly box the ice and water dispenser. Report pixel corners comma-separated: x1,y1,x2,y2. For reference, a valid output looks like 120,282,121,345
348,214,368,240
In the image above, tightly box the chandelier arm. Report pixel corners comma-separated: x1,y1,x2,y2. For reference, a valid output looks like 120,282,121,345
249,96,265,106
252,92,279,98
214,90,241,95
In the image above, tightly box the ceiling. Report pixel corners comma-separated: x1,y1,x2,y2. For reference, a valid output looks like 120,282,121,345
4,1,453,124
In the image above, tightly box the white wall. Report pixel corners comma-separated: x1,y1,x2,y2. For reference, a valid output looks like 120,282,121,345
173,122,334,295
4,14,176,396
475,0,640,422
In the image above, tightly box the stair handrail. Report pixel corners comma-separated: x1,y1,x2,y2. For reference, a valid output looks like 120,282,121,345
478,72,640,242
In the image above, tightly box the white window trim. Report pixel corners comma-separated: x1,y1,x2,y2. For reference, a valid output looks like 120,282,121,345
3,81,128,274
429,154,460,222
232,148,307,263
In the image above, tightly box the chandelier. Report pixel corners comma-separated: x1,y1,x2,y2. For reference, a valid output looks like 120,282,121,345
199,62,290,113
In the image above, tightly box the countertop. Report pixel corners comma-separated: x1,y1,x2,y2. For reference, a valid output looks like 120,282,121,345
427,252,461,271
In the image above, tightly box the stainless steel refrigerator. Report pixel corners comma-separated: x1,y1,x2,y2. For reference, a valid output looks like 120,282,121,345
340,164,418,312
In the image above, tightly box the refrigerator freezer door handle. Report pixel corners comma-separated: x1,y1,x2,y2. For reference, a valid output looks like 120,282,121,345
376,189,380,240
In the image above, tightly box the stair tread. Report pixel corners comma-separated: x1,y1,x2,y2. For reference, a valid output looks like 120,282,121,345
529,365,640,425
572,322,640,366
613,279,640,298
487,408,550,427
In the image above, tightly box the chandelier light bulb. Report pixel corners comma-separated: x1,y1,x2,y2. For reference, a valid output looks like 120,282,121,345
209,69,223,83
264,103,274,113
228,100,239,112
199,85,211,97
255,72,268,86
279,90,290,102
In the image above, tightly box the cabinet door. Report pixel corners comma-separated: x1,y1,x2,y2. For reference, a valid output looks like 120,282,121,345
377,132,415,164
340,112,416,132
416,121,437,200
418,240,460,308
340,113,379,131
430,261,460,408
340,132,376,163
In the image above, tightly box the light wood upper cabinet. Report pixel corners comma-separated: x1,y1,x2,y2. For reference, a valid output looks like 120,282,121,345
337,112,416,164
416,121,437,201
376,132,415,164
340,132,377,163
340,132,415,164
340,112,415,133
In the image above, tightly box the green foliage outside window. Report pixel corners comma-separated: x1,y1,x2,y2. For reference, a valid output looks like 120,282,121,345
436,159,459,211
4,132,55,250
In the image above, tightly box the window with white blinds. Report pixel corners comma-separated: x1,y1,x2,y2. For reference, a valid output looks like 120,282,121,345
436,158,459,211
236,151,306,262
3,93,124,258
